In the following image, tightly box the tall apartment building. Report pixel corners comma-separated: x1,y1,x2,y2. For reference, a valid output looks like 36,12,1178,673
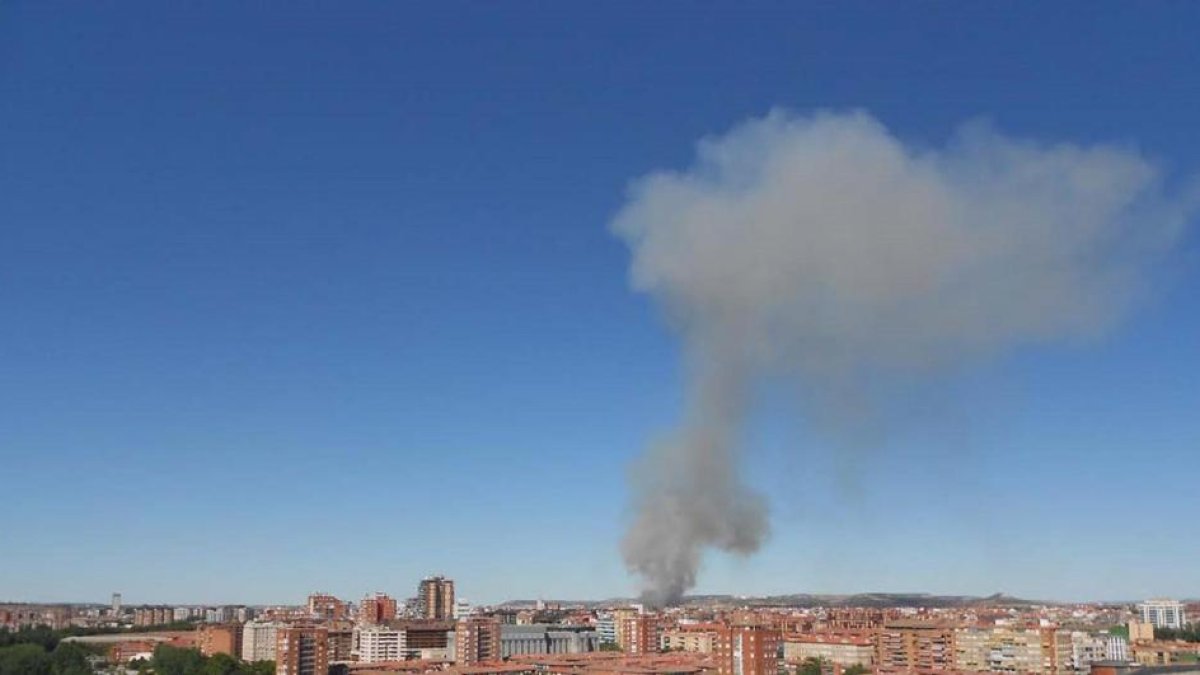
276,626,329,675
356,626,407,663
307,593,349,621
456,615,502,664
242,621,282,663
615,610,658,654
197,624,243,657
111,593,122,616
783,634,873,668
713,625,780,675
1139,600,1186,630
360,593,398,625
418,576,455,620
876,621,956,673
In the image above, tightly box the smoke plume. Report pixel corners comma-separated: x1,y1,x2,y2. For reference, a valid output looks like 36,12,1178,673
611,110,1192,605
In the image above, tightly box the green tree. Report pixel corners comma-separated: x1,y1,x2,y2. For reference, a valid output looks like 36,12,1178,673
0,643,53,675
243,660,275,675
152,644,206,675
203,653,241,675
797,657,824,675
50,642,93,675
843,665,869,675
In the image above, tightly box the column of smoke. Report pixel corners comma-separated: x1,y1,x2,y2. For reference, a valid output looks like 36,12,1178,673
611,110,1193,606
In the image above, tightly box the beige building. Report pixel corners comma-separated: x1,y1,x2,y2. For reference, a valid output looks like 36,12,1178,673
876,621,956,673
661,625,718,654
783,634,873,668
242,621,282,662
1128,621,1155,644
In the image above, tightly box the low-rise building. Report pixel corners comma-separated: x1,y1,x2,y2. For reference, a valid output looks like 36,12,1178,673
783,634,873,668
500,624,599,657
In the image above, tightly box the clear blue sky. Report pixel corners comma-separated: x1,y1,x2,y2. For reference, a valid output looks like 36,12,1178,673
2,2,1198,606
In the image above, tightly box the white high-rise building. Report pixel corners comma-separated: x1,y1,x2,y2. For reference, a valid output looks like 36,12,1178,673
454,600,473,619
242,621,283,663
111,593,122,616
355,626,406,663
1139,599,1187,630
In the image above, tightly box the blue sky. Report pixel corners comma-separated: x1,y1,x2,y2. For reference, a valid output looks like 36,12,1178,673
2,2,1199,606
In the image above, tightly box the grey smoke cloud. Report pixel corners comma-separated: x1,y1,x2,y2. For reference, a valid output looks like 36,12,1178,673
610,110,1192,605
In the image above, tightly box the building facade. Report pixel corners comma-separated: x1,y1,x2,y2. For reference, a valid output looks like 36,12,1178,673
197,624,243,658
360,593,399,625
456,615,502,664
276,626,330,675
356,626,407,663
500,624,599,657
876,621,956,673
242,621,282,663
783,634,873,668
1139,601,1187,630
307,593,349,621
714,625,780,675
418,576,455,620
662,625,719,654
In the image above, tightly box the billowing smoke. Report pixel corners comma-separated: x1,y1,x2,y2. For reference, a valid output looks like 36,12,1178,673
611,110,1193,605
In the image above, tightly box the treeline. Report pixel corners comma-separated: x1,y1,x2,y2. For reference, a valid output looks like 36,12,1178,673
136,644,273,675
0,630,96,675
1154,625,1200,643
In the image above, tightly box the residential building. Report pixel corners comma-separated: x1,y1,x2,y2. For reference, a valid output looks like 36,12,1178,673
783,634,873,668
714,625,780,675
242,621,282,663
308,593,349,621
328,626,354,662
955,626,1048,673
457,615,502,664
197,624,243,658
597,616,617,645
418,576,455,620
356,626,406,663
277,626,329,675
615,610,658,655
662,625,719,654
360,593,398,625
876,621,956,673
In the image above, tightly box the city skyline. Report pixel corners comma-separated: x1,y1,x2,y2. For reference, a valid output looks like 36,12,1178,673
3,3,1200,605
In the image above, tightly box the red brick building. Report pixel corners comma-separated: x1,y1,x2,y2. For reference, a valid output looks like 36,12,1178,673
714,625,780,675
